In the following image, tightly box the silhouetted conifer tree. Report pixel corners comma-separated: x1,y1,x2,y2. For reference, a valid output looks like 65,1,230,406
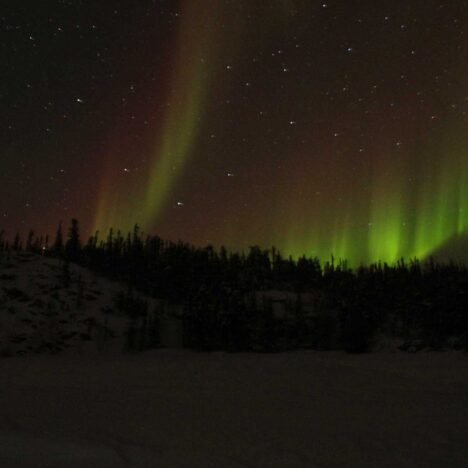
26,230,34,251
65,218,81,262
12,232,21,251
53,221,64,255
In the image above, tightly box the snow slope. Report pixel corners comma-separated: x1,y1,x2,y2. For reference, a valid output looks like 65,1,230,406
0,252,159,356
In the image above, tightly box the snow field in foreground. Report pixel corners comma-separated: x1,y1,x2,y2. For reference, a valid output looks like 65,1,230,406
0,349,467,467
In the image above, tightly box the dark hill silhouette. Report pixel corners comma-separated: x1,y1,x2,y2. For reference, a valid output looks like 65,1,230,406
428,234,468,265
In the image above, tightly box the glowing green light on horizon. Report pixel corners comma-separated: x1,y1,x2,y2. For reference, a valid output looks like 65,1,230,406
93,2,467,266
236,131,467,266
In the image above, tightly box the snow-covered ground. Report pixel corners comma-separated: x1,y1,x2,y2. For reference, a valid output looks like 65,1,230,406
1,252,467,466
0,252,162,356
1,349,467,467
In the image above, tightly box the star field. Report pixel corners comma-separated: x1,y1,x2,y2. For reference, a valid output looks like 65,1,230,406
1,0,467,264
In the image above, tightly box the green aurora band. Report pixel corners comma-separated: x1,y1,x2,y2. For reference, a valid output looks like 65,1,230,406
93,0,223,235
93,0,467,266
274,130,467,266
142,1,221,225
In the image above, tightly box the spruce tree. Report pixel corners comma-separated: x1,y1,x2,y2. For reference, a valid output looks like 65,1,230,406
65,218,81,262
26,230,34,252
12,233,21,251
53,221,64,255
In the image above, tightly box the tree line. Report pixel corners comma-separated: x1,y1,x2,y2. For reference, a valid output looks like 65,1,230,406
1,219,467,353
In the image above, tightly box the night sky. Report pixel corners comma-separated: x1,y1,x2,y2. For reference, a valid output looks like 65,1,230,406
2,1,467,265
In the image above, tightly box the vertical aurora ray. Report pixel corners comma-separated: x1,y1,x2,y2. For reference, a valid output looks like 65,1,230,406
367,151,409,264
329,208,354,265
456,148,468,235
142,0,220,226
93,0,222,234
413,129,468,259
459,174,468,235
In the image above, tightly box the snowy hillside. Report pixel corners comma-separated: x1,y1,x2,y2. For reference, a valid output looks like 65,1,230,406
0,251,159,356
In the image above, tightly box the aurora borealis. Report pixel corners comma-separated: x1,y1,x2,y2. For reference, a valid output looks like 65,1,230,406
1,1,467,265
